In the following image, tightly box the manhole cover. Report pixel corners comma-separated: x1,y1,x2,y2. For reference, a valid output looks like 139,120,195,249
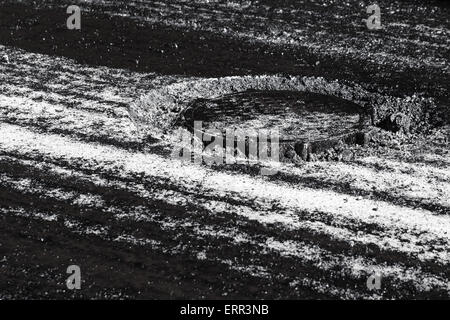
179,90,371,160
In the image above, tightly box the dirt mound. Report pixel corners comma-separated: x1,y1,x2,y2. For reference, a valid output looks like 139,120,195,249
129,75,440,140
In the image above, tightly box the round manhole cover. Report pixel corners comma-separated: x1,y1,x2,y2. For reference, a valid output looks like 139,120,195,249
179,90,370,160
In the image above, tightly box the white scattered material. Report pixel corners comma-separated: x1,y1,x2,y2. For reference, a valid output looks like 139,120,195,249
1,54,9,64
1,124,449,270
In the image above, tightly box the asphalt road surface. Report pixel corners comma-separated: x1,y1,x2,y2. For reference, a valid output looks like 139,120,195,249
0,0,449,299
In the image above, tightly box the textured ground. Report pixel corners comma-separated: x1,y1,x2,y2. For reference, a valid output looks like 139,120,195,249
0,0,449,299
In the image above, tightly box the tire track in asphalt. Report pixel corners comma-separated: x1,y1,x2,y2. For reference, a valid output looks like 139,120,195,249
1,183,378,299
3,208,322,299
1,154,446,275
272,162,450,214
2,0,448,101
1,161,449,298
0,45,186,115
76,0,450,68
1,125,448,282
